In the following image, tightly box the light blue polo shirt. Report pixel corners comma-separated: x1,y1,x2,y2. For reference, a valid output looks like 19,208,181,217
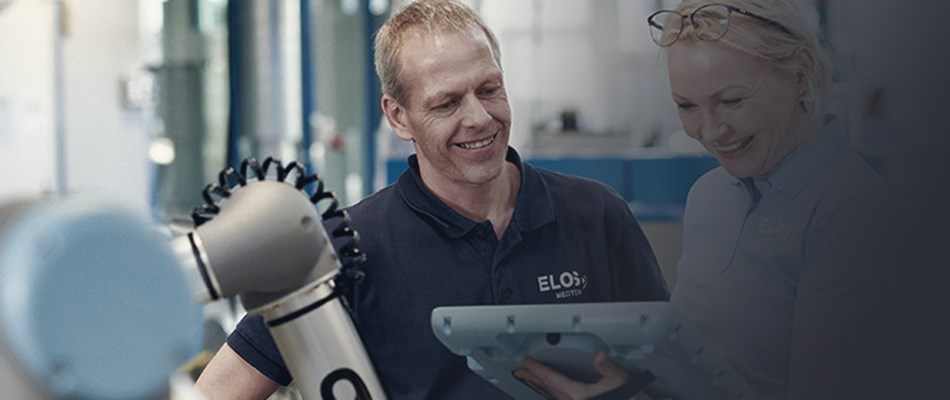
672,118,893,398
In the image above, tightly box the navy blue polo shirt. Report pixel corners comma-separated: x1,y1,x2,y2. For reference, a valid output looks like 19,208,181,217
227,147,669,398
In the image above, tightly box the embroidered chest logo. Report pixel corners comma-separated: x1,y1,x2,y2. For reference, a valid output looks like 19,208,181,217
758,217,793,240
537,270,589,299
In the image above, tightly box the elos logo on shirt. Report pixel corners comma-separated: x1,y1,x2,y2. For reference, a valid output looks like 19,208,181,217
537,270,589,299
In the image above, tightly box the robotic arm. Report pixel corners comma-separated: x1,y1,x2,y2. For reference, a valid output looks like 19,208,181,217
0,157,385,400
173,157,385,400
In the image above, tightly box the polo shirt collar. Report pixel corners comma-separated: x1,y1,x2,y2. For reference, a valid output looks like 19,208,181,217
729,117,847,198
395,147,555,238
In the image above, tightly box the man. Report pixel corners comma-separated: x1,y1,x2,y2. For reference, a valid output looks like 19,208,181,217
196,1,667,398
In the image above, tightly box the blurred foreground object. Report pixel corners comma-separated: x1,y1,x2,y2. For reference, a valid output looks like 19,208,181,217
0,197,201,399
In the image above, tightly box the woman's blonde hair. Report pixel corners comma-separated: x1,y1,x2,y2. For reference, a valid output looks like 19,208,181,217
663,0,833,113
374,0,501,105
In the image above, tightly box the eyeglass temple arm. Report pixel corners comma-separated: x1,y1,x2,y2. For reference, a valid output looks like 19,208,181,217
722,5,796,37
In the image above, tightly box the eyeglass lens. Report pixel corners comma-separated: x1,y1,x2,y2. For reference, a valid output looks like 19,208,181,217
692,4,731,41
649,4,733,47
648,11,685,46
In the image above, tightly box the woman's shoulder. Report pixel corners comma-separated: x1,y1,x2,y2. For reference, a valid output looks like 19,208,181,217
686,166,734,200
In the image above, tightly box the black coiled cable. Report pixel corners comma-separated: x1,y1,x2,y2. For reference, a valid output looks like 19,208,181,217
191,156,366,299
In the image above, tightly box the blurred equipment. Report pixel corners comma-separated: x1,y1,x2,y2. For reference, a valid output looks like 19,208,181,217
156,0,210,218
173,157,385,400
0,197,201,400
227,0,303,163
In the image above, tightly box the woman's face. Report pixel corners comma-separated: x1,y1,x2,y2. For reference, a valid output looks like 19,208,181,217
667,40,806,178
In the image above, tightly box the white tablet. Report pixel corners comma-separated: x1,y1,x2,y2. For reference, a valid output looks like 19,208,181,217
431,301,752,400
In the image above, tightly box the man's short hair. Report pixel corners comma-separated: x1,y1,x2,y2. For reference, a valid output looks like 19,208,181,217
374,0,502,105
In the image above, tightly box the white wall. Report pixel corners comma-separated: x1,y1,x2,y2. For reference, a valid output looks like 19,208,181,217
62,0,153,214
0,1,57,202
479,0,681,152
0,0,154,214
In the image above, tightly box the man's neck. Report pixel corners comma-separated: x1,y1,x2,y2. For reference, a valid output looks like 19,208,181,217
420,162,520,238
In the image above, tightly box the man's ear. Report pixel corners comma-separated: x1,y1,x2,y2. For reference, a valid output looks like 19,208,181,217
381,94,413,142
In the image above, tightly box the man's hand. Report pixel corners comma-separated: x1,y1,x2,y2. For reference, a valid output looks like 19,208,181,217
513,350,648,400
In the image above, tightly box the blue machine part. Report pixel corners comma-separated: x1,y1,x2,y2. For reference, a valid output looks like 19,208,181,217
627,156,719,221
386,154,718,221
527,157,628,199
0,198,201,400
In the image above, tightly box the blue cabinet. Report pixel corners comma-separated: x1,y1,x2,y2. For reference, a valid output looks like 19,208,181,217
384,154,717,221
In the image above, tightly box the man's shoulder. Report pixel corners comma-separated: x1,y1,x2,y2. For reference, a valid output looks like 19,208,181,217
346,184,401,218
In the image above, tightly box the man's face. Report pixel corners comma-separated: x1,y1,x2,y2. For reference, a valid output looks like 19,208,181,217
383,27,511,190
667,40,804,178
